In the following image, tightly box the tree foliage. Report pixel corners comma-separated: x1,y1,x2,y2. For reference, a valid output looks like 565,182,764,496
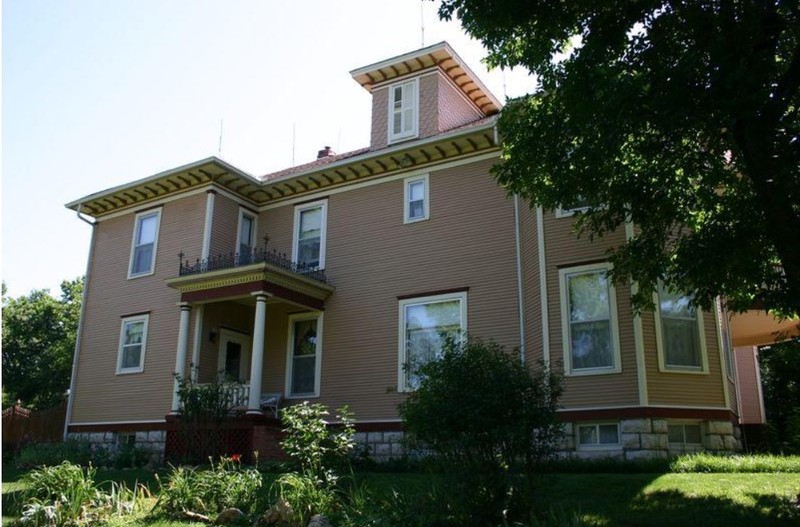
438,0,800,316
760,338,800,453
1,278,83,409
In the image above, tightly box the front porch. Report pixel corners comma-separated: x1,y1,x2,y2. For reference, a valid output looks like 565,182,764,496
165,247,335,417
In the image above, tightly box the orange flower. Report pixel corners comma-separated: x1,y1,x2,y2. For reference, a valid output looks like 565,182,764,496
231,454,241,462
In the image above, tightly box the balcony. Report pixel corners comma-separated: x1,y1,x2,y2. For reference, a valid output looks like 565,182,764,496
179,247,328,284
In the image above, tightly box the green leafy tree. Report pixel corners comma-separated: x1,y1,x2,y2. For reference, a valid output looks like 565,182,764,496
759,338,800,452
438,0,800,316
2,278,83,409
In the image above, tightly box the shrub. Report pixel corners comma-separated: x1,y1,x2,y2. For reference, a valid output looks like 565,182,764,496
280,401,355,485
398,337,563,525
272,472,337,527
154,456,263,518
15,440,92,469
670,453,800,473
18,462,100,526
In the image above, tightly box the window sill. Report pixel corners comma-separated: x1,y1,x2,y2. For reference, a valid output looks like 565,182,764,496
284,393,320,400
388,133,419,145
116,368,144,375
127,270,155,280
659,367,709,375
403,216,429,225
565,367,621,377
555,207,590,218
576,444,622,451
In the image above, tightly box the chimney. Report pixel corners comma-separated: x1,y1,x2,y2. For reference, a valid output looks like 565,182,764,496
317,146,335,159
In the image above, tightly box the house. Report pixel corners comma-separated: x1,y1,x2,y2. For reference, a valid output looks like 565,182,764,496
64,42,742,461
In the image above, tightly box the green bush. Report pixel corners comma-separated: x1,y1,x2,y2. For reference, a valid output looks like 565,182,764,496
15,440,92,469
398,337,563,526
272,472,337,527
280,401,355,485
154,456,263,517
671,453,800,473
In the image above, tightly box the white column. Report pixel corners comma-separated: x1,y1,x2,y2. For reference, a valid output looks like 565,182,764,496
172,303,192,413
248,293,269,413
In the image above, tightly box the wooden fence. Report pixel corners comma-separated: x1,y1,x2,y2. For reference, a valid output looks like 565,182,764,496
2,401,67,449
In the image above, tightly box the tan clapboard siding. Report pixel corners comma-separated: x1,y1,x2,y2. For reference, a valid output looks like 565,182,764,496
71,193,206,423
263,158,517,420
728,377,739,415
209,193,239,258
644,309,726,407
437,73,483,133
543,212,640,407
519,204,544,365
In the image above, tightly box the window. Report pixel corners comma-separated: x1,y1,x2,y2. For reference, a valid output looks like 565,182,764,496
236,208,257,264
404,174,429,223
398,292,467,391
577,423,620,447
128,209,161,278
117,315,149,374
285,313,322,398
655,285,707,372
668,424,702,445
292,200,327,268
559,263,621,375
555,196,591,218
388,79,418,143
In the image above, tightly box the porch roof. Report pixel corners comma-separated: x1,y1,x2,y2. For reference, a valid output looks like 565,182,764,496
165,260,335,310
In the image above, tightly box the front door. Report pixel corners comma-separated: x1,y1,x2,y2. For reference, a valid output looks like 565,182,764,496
217,329,251,383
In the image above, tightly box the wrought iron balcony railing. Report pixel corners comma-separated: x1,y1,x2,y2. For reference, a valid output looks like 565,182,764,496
178,247,328,284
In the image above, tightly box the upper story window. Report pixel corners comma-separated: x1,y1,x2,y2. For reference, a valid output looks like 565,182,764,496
388,78,419,143
398,291,467,391
404,174,429,223
117,314,149,374
559,263,621,375
285,313,323,398
293,200,327,269
555,196,591,218
128,209,161,278
655,285,707,372
237,208,257,264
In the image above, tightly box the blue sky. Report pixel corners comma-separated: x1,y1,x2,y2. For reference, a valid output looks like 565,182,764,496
2,0,536,298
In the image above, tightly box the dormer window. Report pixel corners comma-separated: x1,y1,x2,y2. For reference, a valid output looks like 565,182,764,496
388,79,418,143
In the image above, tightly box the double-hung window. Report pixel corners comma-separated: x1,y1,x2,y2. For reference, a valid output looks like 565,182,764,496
398,292,467,391
388,79,418,143
559,263,621,375
128,209,161,278
237,208,257,264
117,314,149,374
655,285,707,372
577,423,620,448
292,200,327,269
286,313,322,398
404,174,429,223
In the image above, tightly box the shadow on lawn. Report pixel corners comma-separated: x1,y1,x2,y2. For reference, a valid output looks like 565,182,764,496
626,489,799,527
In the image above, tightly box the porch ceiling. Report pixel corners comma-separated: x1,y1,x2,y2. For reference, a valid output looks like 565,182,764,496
730,310,799,347
165,261,334,310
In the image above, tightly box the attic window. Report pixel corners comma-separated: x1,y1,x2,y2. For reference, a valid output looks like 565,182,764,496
388,79,419,143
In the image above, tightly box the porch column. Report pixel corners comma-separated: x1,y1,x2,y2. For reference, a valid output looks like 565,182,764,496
248,292,269,413
171,302,192,413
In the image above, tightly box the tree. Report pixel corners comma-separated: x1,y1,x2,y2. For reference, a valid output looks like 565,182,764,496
2,278,84,409
759,338,800,452
438,0,800,316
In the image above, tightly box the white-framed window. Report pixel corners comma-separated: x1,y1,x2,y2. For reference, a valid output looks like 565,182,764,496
117,314,149,374
398,291,467,392
654,285,708,373
236,208,258,264
667,423,703,446
404,174,429,223
285,312,323,398
128,209,161,278
292,200,327,269
388,78,419,143
555,196,591,218
577,423,620,448
559,263,621,375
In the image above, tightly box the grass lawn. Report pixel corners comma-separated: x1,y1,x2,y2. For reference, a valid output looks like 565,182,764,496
3,467,799,526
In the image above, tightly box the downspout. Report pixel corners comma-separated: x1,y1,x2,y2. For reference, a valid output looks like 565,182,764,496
513,195,526,363
63,204,96,440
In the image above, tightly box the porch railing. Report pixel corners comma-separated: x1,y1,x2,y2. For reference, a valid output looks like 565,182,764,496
196,383,251,408
178,247,328,284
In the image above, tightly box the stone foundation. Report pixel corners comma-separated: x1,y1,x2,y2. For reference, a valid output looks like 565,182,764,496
352,431,405,462
68,430,166,464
